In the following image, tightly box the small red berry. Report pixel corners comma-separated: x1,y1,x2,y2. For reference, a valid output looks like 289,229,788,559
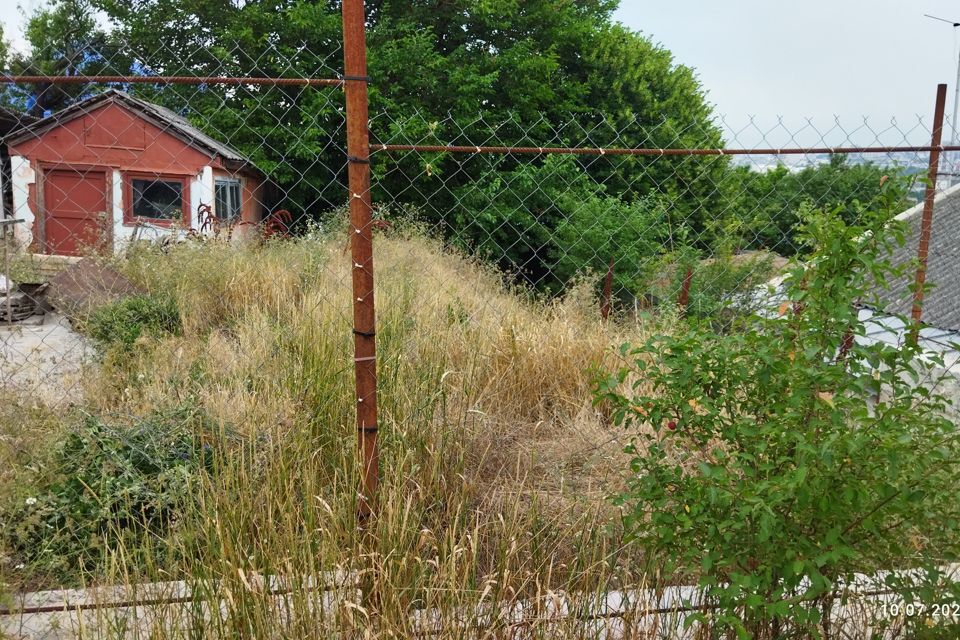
667,420,677,431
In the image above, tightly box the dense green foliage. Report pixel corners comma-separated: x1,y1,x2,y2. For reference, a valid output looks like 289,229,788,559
0,0,900,299
84,294,182,353
1,0,727,292
1,409,215,581
597,180,960,637
730,154,891,255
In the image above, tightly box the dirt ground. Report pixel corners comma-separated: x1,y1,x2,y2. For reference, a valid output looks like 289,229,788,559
0,314,92,406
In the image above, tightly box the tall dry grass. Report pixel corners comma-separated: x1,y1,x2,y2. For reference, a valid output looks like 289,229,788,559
3,229,667,637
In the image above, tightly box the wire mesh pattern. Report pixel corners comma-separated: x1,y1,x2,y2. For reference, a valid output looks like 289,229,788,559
2,30,960,639
372,109,944,314
0,38,350,372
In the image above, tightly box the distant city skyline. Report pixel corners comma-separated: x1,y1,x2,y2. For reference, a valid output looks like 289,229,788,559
613,1,960,145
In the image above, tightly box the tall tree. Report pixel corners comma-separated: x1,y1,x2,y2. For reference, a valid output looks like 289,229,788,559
11,0,732,293
2,0,118,116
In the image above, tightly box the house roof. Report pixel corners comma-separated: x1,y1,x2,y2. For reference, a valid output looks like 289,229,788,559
870,182,960,333
0,106,37,137
2,89,261,175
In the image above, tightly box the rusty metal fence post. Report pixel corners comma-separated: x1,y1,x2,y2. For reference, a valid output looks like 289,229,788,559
342,0,379,523
677,266,694,320
600,258,614,320
911,83,948,334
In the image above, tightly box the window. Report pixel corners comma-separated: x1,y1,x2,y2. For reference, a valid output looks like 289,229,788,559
129,176,187,223
215,178,242,221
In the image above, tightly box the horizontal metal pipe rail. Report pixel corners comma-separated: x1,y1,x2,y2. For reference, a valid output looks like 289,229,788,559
0,576,354,616
0,75,343,87
409,585,916,638
377,143,960,156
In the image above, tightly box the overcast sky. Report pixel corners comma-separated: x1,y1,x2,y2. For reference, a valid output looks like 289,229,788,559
2,0,39,51
614,1,960,145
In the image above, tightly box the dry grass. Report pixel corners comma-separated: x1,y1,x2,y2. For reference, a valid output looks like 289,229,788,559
101,229,646,498
1,229,669,637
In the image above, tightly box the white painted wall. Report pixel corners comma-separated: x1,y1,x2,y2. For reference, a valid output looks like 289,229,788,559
195,166,214,230
110,169,125,245
11,159,219,254
10,155,35,250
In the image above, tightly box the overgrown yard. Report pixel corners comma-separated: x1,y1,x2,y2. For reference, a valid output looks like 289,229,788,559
2,208,960,639
0,228,656,634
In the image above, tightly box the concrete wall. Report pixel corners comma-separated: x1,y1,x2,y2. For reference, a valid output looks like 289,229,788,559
10,155,34,249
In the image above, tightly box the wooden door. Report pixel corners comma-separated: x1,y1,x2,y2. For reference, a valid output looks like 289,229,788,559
42,167,109,256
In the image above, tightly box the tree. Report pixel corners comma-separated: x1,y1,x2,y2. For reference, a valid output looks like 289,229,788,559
446,153,669,295
1,0,119,116
74,0,726,291
730,155,892,255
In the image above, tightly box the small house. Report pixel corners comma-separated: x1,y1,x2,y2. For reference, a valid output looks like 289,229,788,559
3,89,265,256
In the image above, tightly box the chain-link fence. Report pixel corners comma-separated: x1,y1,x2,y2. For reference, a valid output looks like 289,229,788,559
371,109,941,307
2,7,960,637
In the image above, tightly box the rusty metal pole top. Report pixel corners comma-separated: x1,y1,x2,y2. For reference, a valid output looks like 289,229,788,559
911,83,948,333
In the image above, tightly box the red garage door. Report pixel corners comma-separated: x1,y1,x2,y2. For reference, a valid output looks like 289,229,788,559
43,168,109,256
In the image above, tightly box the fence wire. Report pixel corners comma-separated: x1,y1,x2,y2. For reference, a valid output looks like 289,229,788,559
372,109,945,315
1,33,959,639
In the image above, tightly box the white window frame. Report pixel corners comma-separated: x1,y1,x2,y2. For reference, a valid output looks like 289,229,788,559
214,177,243,222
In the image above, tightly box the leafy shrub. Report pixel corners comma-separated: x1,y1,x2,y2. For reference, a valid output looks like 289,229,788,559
1,408,216,581
732,154,894,255
84,294,181,352
597,179,960,637
650,247,779,325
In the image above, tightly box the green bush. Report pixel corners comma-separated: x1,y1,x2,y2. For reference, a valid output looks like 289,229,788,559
1,408,216,582
84,294,181,352
597,179,960,637
650,247,779,325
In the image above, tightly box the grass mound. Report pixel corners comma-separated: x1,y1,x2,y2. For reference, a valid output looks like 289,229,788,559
1,229,660,635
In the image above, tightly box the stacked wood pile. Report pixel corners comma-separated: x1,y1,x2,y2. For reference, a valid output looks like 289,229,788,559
0,284,46,323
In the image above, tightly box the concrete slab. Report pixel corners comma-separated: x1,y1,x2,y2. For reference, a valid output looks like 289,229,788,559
0,314,93,405
3,566,958,639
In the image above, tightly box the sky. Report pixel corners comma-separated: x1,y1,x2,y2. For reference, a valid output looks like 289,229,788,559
613,1,960,145
2,0,39,52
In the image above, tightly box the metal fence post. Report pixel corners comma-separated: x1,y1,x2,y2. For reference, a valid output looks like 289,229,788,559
342,0,379,523
677,266,693,320
911,83,948,333
600,257,614,320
